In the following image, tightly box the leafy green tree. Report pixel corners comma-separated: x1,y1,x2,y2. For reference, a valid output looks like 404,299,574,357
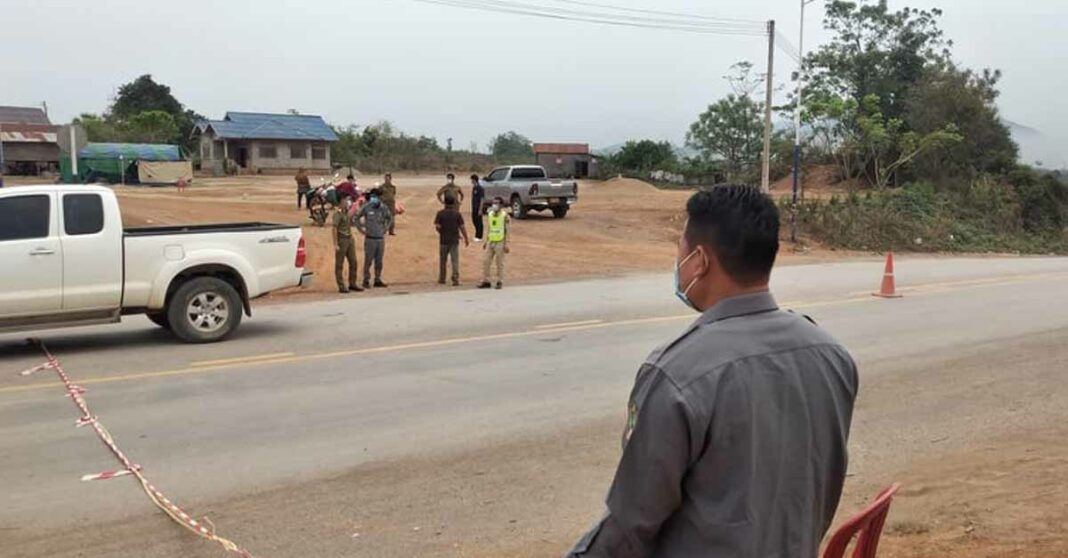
687,94,763,182
904,64,1018,181
108,74,201,146
490,131,534,162
612,140,678,173
125,111,180,144
73,113,123,142
855,95,962,188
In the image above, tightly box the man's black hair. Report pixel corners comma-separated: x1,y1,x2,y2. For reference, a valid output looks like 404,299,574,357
493,196,504,204
470,173,479,180
684,185,779,285
444,194,456,206
369,188,382,197
346,174,355,180
447,173,456,179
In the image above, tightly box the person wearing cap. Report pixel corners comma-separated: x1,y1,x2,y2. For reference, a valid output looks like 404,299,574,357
381,172,399,236
354,188,394,289
436,173,464,211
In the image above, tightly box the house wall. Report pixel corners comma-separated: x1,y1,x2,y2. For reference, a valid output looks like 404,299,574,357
536,153,597,179
249,140,331,171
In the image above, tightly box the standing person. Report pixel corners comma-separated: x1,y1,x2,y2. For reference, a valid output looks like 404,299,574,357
332,196,363,294
434,194,470,286
470,173,485,242
381,172,399,236
295,167,311,208
479,196,509,290
354,188,393,289
565,186,858,558
436,173,464,210
176,176,188,194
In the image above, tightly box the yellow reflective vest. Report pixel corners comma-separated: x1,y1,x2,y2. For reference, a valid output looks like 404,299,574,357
487,211,507,242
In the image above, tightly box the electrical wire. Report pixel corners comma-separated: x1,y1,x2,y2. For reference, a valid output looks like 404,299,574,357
539,0,764,24
410,0,769,36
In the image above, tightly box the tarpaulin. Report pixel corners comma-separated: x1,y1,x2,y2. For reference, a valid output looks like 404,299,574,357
137,161,193,185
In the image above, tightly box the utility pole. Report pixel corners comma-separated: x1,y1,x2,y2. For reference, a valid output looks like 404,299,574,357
791,0,816,242
0,122,5,188
761,20,775,193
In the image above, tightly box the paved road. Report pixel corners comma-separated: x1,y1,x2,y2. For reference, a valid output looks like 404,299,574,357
2,256,1067,557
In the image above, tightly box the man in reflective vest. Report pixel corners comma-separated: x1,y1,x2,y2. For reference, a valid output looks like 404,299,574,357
479,196,510,290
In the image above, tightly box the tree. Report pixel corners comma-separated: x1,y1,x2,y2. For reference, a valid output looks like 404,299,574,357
108,74,201,146
73,113,123,142
805,1,950,123
687,95,763,182
904,64,1018,181
612,140,678,173
490,131,534,162
854,95,962,188
125,111,180,144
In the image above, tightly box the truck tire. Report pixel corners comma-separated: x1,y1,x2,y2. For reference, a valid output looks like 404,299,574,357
146,312,171,330
166,277,243,343
511,195,528,219
551,206,569,219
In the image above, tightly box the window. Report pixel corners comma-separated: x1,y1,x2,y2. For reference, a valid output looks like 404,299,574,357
511,167,547,179
312,146,327,160
487,168,509,182
259,145,278,159
0,195,50,241
289,143,307,159
63,194,105,236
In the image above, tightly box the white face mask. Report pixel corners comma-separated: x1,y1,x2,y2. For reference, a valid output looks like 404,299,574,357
491,204,501,212
673,249,701,311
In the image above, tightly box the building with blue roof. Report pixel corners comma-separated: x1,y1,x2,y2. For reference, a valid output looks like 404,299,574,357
194,112,337,176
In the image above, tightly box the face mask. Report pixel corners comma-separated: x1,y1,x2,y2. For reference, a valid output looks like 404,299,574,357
491,204,501,212
370,196,380,206
673,249,701,311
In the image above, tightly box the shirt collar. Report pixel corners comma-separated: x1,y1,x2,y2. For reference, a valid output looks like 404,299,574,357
696,291,779,325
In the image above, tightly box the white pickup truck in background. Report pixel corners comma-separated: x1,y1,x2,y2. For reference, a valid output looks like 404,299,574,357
0,185,312,343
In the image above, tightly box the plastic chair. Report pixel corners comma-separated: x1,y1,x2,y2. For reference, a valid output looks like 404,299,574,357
822,483,902,558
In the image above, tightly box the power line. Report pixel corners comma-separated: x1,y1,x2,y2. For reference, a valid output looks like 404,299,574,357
410,0,769,35
775,30,801,63
541,0,764,25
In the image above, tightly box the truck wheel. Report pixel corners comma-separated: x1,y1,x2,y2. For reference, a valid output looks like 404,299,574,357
552,207,569,219
166,277,243,343
511,195,528,219
146,312,171,330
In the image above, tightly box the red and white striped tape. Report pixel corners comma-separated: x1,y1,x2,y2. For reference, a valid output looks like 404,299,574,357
19,339,256,558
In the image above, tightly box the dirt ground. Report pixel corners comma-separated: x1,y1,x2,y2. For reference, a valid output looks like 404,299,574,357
105,173,857,300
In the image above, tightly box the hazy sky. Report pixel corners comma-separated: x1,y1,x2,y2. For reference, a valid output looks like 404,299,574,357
4,0,1067,153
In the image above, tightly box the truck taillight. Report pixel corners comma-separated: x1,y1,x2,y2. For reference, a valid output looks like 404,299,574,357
295,236,307,268
530,183,539,196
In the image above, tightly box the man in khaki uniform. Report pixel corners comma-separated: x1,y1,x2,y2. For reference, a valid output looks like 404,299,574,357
436,173,464,210
332,197,363,293
479,196,509,290
381,173,398,236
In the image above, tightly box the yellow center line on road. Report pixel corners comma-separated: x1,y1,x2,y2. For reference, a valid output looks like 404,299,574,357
2,269,1063,396
535,319,605,329
190,352,296,367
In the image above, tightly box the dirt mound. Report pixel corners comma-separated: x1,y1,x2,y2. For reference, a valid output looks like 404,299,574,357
770,164,842,196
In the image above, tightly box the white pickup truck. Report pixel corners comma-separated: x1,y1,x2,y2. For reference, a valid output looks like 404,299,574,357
0,185,312,343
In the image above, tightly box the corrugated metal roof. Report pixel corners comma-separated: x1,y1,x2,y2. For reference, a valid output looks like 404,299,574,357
78,143,182,161
533,143,589,155
0,122,59,143
196,112,338,141
0,105,52,125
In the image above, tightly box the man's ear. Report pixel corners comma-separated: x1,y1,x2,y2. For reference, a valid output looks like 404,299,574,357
694,245,713,280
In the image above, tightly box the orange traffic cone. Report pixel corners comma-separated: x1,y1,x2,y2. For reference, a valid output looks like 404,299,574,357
873,251,903,298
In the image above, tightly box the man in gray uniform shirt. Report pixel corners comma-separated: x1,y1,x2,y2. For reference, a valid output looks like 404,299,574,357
567,185,858,558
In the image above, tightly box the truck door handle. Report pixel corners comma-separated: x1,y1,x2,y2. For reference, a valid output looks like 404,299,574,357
29,248,56,256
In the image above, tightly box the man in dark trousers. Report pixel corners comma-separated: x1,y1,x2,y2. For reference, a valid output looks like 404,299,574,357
434,194,469,286
354,188,393,289
331,196,363,294
566,185,858,558
470,173,485,242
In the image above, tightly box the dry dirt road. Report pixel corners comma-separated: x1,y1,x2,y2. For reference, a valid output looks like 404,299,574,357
2,257,1067,558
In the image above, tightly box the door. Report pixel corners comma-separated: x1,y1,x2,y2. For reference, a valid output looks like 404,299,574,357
575,160,589,178
237,147,249,168
0,193,62,318
60,192,123,311
484,167,510,204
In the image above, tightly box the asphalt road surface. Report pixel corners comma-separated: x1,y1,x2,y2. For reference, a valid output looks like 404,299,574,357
2,256,1067,557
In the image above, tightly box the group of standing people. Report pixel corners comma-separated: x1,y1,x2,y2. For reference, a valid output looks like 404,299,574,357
296,169,509,293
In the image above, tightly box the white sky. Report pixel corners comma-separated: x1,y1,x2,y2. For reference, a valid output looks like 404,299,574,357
3,0,1067,153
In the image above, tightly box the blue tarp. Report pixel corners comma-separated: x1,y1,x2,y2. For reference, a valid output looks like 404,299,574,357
78,142,182,161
